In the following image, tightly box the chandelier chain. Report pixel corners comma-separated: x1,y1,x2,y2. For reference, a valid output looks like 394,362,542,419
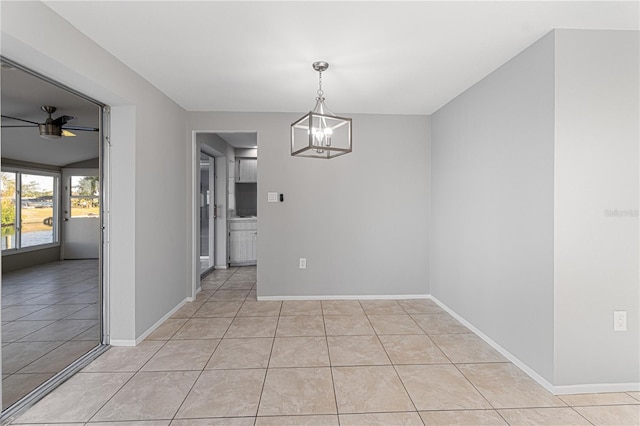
317,71,324,98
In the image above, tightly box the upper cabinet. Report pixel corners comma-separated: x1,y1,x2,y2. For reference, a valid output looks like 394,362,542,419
236,158,257,183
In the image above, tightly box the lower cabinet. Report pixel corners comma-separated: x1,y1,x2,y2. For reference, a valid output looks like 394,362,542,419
228,220,257,265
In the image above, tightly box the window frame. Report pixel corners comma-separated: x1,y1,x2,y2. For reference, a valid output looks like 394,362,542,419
1,166,61,255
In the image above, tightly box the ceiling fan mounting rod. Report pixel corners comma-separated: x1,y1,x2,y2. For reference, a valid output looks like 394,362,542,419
41,106,57,115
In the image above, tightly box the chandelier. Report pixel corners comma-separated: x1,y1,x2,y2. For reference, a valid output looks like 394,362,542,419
291,61,352,159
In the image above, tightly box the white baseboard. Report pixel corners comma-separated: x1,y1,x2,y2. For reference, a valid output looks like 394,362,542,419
429,295,640,395
214,265,228,269
108,339,136,347
110,291,639,394
428,295,556,393
552,382,640,395
258,294,430,301
110,297,189,347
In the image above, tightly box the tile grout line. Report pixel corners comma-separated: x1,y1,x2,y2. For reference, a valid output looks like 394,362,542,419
169,269,240,423
15,283,637,424
252,297,280,422
440,333,509,420
358,300,424,425
2,260,101,413
320,301,341,425
564,405,597,426
82,364,146,423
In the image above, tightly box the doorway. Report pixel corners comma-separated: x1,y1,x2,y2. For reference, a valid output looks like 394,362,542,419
0,57,107,418
192,132,258,296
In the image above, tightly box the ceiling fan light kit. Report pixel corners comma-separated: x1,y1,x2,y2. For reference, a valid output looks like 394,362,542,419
38,122,63,140
291,61,352,159
39,106,71,139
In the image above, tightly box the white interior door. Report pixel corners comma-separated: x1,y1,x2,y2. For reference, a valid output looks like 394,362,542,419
61,168,100,259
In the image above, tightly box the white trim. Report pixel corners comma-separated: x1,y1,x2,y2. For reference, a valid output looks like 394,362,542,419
429,295,640,395
215,265,228,269
0,165,61,177
190,285,201,302
258,294,430,301
428,295,556,393
191,131,199,303
553,383,640,395
108,339,136,347
110,297,189,347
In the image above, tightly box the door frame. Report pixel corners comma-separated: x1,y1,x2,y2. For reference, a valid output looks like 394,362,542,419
199,152,216,276
0,56,111,422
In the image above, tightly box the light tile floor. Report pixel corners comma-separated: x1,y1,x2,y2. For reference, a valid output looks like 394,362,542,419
11,266,640,425
2,260,100,409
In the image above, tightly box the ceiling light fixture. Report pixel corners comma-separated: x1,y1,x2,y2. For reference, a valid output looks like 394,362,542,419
291,61,352,159
38,106,62,140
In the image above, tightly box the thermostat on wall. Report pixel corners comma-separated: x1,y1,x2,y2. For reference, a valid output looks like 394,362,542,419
267,192,278,203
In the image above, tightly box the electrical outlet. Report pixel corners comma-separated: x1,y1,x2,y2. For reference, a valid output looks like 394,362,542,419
614,311,627,331
267,192,278,203
299,258,307,269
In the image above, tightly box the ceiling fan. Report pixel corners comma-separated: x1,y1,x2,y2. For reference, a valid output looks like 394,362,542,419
1,106,99,140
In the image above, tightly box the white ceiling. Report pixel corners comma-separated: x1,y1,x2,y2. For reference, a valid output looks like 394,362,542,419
43,1,638,115
1,63,100,166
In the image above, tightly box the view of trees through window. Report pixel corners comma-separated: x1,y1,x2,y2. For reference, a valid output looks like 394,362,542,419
1,171,57,250
1,172,17,250
71,176,99,218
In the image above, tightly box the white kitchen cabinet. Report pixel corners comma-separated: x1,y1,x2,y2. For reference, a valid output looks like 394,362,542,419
228,219,257,265
236,158,257,183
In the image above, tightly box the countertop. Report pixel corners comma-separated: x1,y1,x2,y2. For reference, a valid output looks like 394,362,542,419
228,216,257,221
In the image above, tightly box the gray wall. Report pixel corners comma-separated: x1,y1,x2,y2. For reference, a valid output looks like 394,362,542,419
2,1,189,343
64,157,99,168
553,30,639,386
431,32,556,382
189,112,430,298
2,247,60,273
431,29,639,389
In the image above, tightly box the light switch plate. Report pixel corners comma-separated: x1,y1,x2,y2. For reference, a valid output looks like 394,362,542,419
267,192,278,203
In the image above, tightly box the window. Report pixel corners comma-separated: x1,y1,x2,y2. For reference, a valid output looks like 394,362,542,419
70,176,99,218
1,169,59,252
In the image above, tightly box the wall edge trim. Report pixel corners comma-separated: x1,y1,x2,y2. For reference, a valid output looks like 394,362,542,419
115,297,189,346
552,383,640,395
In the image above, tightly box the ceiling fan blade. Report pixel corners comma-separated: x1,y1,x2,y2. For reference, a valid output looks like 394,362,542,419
53,115,75,126
62,125,99,132
1,125,37,128
1,115,40,125
62,129,77,137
